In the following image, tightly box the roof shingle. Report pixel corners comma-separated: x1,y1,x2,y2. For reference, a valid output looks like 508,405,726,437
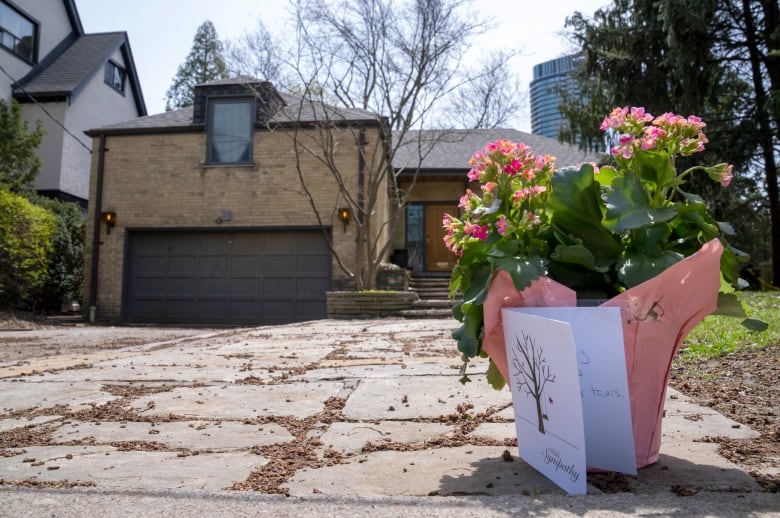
14,32,126,97
393,128,603,171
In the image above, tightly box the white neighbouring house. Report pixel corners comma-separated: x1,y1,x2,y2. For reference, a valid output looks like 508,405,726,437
0,0,145,207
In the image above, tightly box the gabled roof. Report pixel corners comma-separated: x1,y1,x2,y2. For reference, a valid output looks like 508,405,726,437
12,32,146,116
393,128,603,172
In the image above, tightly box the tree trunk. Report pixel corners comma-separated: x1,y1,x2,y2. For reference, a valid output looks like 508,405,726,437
743,0,780,285
536,396,546,434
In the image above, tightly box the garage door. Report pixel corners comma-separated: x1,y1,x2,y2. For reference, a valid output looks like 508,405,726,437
123,230,331,325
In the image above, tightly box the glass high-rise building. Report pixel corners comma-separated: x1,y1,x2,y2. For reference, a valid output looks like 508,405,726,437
530,54,580,139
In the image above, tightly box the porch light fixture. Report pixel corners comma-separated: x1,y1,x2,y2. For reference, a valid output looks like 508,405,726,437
337,207,351,232
101,211,117,234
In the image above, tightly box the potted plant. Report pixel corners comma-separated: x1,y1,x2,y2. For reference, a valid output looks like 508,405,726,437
444,107,767,467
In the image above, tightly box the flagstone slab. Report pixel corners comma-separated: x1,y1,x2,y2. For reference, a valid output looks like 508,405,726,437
129,381,346,419
51,420,294,450
32,362,262,384
0,380,116,412
0,446,264,491
301,361,460,382
661,390,759,441
318,421,454,454
470,421,517,442
285,445,557,497
342,376,512,421
0,415,64,433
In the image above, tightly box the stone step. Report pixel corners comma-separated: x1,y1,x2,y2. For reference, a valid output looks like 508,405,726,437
411,289,451,298
45,314,86,325
412,299,453,309
398,307,453,318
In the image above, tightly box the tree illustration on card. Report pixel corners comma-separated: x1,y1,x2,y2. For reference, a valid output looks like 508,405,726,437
510,330,556,433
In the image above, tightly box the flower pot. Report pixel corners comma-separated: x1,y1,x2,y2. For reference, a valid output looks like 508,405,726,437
482,239,724,469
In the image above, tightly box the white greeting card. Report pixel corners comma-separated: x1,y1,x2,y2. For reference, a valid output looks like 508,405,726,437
502,311,587,495
502,307,637,494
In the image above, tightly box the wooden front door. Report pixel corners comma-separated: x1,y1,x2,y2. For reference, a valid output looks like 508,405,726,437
425,204,458,272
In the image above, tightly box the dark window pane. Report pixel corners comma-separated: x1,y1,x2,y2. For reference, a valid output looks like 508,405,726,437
0,2,36,62
208,100,252,164
104,62,125,93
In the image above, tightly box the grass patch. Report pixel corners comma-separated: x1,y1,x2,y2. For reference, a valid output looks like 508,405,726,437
679,291,780,360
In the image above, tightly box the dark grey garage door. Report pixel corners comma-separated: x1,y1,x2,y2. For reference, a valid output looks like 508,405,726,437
123,230,330,325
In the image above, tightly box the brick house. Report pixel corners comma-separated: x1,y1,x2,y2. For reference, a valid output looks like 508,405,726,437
1,0,146,207
84,78,387,325
85,77,599,326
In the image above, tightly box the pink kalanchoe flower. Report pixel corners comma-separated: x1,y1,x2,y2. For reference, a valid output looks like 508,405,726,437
503,159,521,175
472,224,488,240
600,106,629,130
467,168,480,181
630,106,653,124
482,181,497,193
495,215,509,235
512,188,530,202
720,164,734,187
530,185,547,195
459,189,476,209
686,115,706,130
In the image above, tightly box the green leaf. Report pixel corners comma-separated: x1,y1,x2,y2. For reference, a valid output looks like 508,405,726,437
461,264,492,307
678,187,705,204
549,164,622,260
493,255,547,292
550,244,600,270
634,149,675,187
631,224,672,257
677,204,719,239
741,318,769,332
618,250,683,287
452,305,483,358
486,358,507,390
713,292,747,318
605,172,678,232
720,244,748,286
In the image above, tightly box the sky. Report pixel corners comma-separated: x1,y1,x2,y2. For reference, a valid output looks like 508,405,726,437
75,0,608,132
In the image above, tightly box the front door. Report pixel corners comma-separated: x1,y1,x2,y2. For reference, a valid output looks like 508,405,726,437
425,204,458,272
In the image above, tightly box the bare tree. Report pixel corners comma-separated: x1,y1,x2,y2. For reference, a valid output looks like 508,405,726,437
230,0,524,289
224,19,288,87
447,50,526,129
510,330,556,434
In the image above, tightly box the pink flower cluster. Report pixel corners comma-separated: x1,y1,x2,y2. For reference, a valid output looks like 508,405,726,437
602,107,709,159
443,139,555,255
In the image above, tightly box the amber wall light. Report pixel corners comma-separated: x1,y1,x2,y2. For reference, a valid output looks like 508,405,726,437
101,211,117,235
337,207,351,232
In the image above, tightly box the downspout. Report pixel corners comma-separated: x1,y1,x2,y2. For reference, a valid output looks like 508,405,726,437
88,133,107,322
357,127,366,221
357,127,367,288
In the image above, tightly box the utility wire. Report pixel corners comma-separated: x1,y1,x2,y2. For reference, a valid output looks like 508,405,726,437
0,62,93,154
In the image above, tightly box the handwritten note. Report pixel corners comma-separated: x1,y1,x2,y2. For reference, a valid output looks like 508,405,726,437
502,311,587,495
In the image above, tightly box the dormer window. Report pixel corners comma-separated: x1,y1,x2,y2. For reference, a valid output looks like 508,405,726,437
105,60,126,94
0,1,37,63
206,97,254,165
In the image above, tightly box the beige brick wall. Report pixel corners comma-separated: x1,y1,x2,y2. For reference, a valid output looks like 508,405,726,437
84,125,385,321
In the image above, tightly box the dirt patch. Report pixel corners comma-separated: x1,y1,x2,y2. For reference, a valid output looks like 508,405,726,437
228,396,348,495
670,343,780,492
